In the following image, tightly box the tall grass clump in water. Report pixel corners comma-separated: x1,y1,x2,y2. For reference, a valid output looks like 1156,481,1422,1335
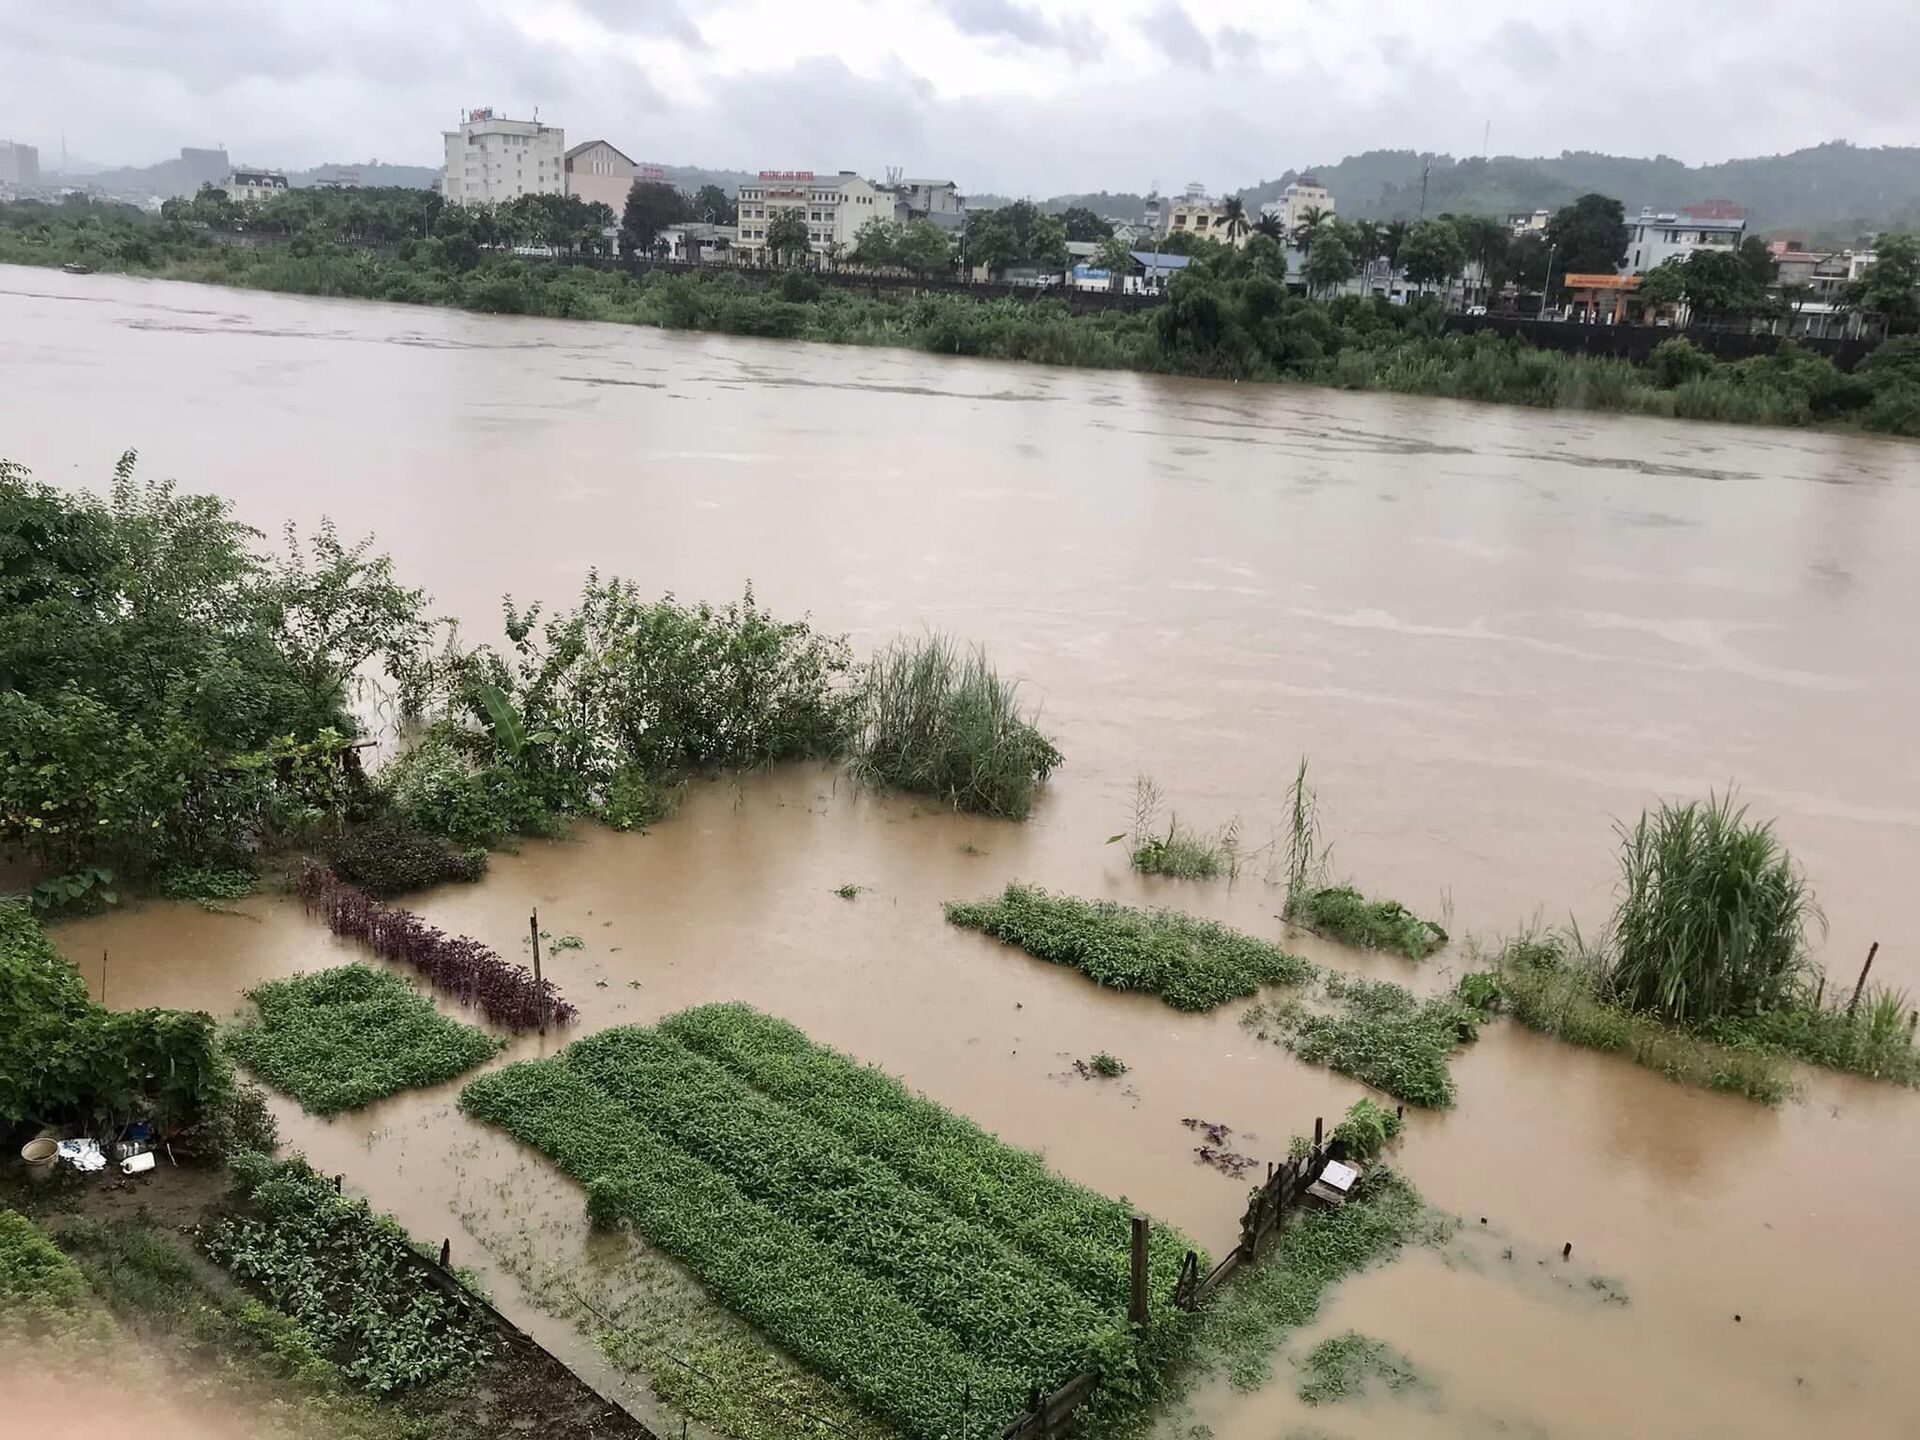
1278,757,1446,959
1120,775,1242,880
852,633,1061,819
1607,792,1818,1026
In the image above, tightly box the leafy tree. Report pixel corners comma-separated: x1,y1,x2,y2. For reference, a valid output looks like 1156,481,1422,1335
1544,193,1629,276
620,181,692,256
1058,205,1112,242
895,219,954,274
1844,233,1920,334
1303,231,1356,297
1254,213,1285,242
764,208,812,266
1507,233,1549,288
1639,248,1775,327
1453,215,1510,293
961,209,1019,275
0,454,423,883
1091,234,1137,290
1029,211,1069,270
1399,218,1467,292
850,215,899,268
693,183,737,226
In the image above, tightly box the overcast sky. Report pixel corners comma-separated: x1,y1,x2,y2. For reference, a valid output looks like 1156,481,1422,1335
4,0,1915,194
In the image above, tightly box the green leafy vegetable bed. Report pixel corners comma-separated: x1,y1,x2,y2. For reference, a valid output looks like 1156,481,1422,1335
1244,974,1478,1109
1285,885,1447,960
225,965,503,1115
204,1154,491,1394
460,1002,1203,1440
944,884,1311,1011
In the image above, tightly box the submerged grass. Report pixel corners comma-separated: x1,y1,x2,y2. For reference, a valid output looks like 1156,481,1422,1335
1486,932,1796,1104
1244,974,1477,1109
945,883,1313,1012
1295,1330,1426,1406
1121,775,1243,880
852,632,1062,820
225,964,505,1115
1285,885,1448,960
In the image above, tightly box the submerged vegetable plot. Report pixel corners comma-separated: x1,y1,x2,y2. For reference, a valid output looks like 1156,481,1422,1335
226,965,504,1115
460,1002,1203,1440
944,883,1312,1011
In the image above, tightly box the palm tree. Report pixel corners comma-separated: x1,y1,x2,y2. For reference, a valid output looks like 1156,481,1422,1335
1383,220,1410,268
1220,195,1250,246
1254,212,1284,242
1292,204,1329,250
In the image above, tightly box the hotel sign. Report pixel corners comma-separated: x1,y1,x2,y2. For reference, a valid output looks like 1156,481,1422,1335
758,169,814,181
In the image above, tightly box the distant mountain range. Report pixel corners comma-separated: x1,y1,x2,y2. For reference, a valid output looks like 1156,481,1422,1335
979,142,1920,241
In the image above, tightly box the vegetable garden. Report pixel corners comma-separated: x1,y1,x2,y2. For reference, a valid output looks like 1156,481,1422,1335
460,1002,1202,1439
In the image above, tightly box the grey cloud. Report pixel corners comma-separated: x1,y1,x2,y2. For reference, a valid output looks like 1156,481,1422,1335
571,0,708,50
1138,2,1214,71
1214,24,1260,63
934,0,1105,62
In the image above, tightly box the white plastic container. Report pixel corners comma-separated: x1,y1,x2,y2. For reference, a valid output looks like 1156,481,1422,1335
121,1151,156,1175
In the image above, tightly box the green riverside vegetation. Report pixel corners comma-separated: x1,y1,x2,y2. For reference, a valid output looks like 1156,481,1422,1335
225,965,505,1115
1468,793,1917,1102
944,883,1313,1011
460,1003,1200,1440
8,194,1920,438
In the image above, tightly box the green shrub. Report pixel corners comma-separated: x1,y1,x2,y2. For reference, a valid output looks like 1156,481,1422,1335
225,965,504,1115
1607,792,1817,1025
1329,1098,1404,1163
1090,1051,1128,1077
853,632,1061,819
1,900,231,1132
378,729,546,845
1712,984,1920,1086
326,819,487,898
1285,885,1447,960
946,883,1312,1011
156,866,257,903
1296,1330,1425,1406
1646,336,1717,388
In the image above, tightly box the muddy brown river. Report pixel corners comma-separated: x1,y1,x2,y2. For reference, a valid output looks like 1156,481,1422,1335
6,266,1919,1438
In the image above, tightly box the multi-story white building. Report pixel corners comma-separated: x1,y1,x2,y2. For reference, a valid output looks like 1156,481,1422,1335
442,109,565,206
733,170,894,261
1622,202,1747,275
1166,187,1253,248
564,140,635,214
0,139,40,189
1260,178,1334,239
224,169,289,204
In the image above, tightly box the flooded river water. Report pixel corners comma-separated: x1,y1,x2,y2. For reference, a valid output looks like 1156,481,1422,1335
7,266,1919,1437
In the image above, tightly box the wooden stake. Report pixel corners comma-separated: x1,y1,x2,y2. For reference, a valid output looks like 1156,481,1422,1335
1129,1215,1150,1328
1562,1241,1572,1260
439,1237,451,1269
1847,942,1879,1017
531,909,545,1035
101,950,108,1008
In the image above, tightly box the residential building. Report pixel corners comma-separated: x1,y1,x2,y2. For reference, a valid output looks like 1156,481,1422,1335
662,222,732,263
733,169,894,262
1260,178,1334,238
1508,208,1550,237
1,139,40,188
879,176,967,232
1166,187,1251,248
311,164,362,189
442,109,565,206
223,169,289,203
564,140,635,213
1622,201,1747,275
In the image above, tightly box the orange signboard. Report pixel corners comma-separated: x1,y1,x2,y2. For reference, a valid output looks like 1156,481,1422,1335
1562,273,1639,290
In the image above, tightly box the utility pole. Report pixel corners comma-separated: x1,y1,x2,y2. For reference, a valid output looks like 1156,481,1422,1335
1541,241,1557,320
1418,158,1430,219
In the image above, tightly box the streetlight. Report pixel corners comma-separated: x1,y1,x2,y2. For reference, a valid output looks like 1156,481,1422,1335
1541,241,1557,322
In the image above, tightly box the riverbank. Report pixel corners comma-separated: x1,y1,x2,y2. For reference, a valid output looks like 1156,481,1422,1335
5,201,1918,438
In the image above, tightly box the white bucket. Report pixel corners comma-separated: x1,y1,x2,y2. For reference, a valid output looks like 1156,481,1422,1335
20,1137,58,1182
121,1151,156,1175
